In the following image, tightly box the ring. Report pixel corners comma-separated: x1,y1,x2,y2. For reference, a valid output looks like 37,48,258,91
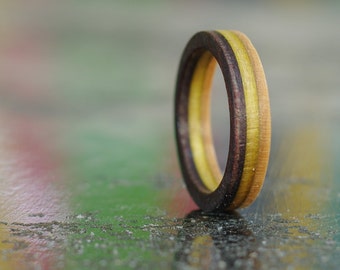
174,30,271,211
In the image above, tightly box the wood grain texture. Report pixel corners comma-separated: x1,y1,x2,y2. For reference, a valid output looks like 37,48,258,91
233,31,271,208
217,30,260,210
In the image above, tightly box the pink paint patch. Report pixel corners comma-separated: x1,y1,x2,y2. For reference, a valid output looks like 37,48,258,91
166,187,198,218
0,114,69,224
0,111,70,269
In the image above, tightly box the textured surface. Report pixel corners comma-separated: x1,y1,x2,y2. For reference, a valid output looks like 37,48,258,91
0,1,339,269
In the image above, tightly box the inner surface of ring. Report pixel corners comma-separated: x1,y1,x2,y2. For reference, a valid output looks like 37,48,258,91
188,51,224,192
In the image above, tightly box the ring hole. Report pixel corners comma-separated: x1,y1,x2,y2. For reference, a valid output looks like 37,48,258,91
210,64,230,173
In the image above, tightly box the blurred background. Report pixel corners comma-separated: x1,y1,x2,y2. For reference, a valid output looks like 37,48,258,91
0,1,339,269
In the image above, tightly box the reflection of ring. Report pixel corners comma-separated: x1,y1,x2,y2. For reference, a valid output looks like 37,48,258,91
175,30,271,211
174,210,258,269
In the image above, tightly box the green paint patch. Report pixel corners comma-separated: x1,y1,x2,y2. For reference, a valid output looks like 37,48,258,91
65,121,168,214
61,105,171,268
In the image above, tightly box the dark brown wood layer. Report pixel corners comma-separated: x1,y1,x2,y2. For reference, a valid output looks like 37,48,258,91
174,31,247,211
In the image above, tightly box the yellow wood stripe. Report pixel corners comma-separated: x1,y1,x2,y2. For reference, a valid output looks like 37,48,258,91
217,30,260,209
200,55,224,185
188,51,221,191
234,31,271,208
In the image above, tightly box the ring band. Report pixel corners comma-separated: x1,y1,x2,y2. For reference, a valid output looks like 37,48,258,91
174,30,271,211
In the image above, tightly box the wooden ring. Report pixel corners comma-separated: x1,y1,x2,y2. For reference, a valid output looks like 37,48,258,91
174,30,271,211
